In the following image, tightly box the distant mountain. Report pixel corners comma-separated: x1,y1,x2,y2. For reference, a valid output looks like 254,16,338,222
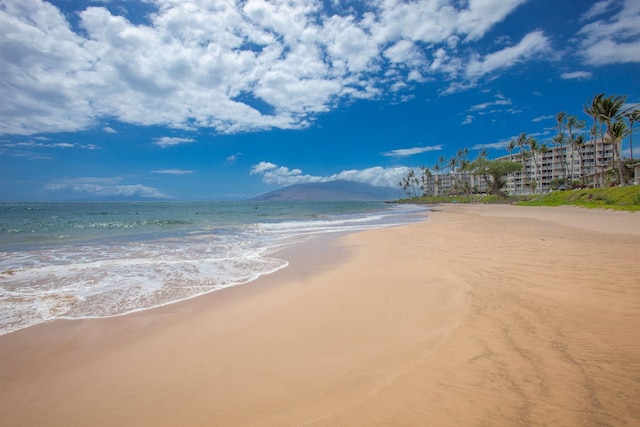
251,180,404,201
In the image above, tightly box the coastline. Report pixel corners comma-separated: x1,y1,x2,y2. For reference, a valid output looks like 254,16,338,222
1,204,639,426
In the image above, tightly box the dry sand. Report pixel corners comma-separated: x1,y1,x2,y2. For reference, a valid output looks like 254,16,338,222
1,204,639,426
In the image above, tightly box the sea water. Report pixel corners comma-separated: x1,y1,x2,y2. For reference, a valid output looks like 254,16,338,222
0,201,427,335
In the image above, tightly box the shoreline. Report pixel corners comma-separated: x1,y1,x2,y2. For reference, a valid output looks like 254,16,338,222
1,205,639,426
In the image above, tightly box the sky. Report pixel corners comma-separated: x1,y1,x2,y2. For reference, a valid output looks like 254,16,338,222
1,0,639,201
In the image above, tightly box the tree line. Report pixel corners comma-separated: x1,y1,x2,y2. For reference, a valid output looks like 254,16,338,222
399,92,639,198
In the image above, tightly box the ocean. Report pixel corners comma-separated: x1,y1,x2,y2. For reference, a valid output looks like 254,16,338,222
0,201,427,335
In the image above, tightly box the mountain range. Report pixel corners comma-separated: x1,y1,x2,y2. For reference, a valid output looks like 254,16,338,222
251,180,404,201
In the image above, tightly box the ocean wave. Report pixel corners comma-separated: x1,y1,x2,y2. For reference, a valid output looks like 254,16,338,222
0,202,427,335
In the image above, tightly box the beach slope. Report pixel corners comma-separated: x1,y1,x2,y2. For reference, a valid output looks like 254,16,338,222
1,205,639,426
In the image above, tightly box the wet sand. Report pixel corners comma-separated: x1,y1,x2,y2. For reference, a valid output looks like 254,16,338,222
1,204,639,426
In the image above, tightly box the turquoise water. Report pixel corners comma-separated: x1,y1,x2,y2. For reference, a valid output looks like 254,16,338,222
0,201,427,335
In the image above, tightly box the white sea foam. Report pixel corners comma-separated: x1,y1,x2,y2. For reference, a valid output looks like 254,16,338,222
0,235,288,335
0,202,427,335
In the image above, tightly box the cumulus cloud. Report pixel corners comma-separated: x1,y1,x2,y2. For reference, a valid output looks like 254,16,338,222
578,0,640,65
250,161,278,175
250,162,323,186
328,166,412,188
0,0,546,136
251,162,410,188
43,177,169,198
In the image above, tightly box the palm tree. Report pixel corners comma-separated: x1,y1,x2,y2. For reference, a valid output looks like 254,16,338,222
624,109,640,160
584,94,605,188
609,120,629,184
409,170,419,196
399,176,411,197
505,139,517,193
448,156,459,194
505,139,516,158
515,133,533,194
528,138,547,192
438,155,447,195
555,111,567,186
574,134,587,184
455,148,473,195
420,166,434,196
433,163,441,197
566,115,585,187
595,94,627,184
399,169,420,197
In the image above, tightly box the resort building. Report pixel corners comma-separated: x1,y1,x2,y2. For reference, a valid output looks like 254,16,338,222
496,139,615,195
407,139,624,196
422,171,489,196
413,139,618,197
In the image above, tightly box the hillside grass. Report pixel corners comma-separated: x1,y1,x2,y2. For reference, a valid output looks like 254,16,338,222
517,186,640,211
398,186,640,211
397,194,530,205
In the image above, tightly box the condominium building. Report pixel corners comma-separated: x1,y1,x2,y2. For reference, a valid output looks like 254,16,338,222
497,139,615,195
423,171,489,196
414,139,616,197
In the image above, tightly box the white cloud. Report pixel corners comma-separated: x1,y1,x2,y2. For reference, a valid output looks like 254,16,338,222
152,169,193,175
471,140,510,151
578,0,640,65
250,161,278,175
532,115,554,122
560,71,593,80
251,163,322,186
103,126,117,134
153,137,195,148
251,162,410,188
580,0,616,21
581,39,640,65
461,115,474,125
328,166,412,188
3,140,97,151
382,145,444,157
470,97,512,111
43,177,169,198
0,0,541,136
457,0,529,41
384,40,420,65
465,31,550,80
226,153,242,164
464,95,516,122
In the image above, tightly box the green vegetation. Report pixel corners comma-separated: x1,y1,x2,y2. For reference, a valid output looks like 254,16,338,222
517,186,640,211
398,194,531,205
466,158,523,197
399,186,640,211
398,91,639,200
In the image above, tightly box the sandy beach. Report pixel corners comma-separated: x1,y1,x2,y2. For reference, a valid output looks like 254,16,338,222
1,204,639,426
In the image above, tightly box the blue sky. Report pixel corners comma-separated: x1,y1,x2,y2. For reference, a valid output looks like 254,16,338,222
1,0,639,201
